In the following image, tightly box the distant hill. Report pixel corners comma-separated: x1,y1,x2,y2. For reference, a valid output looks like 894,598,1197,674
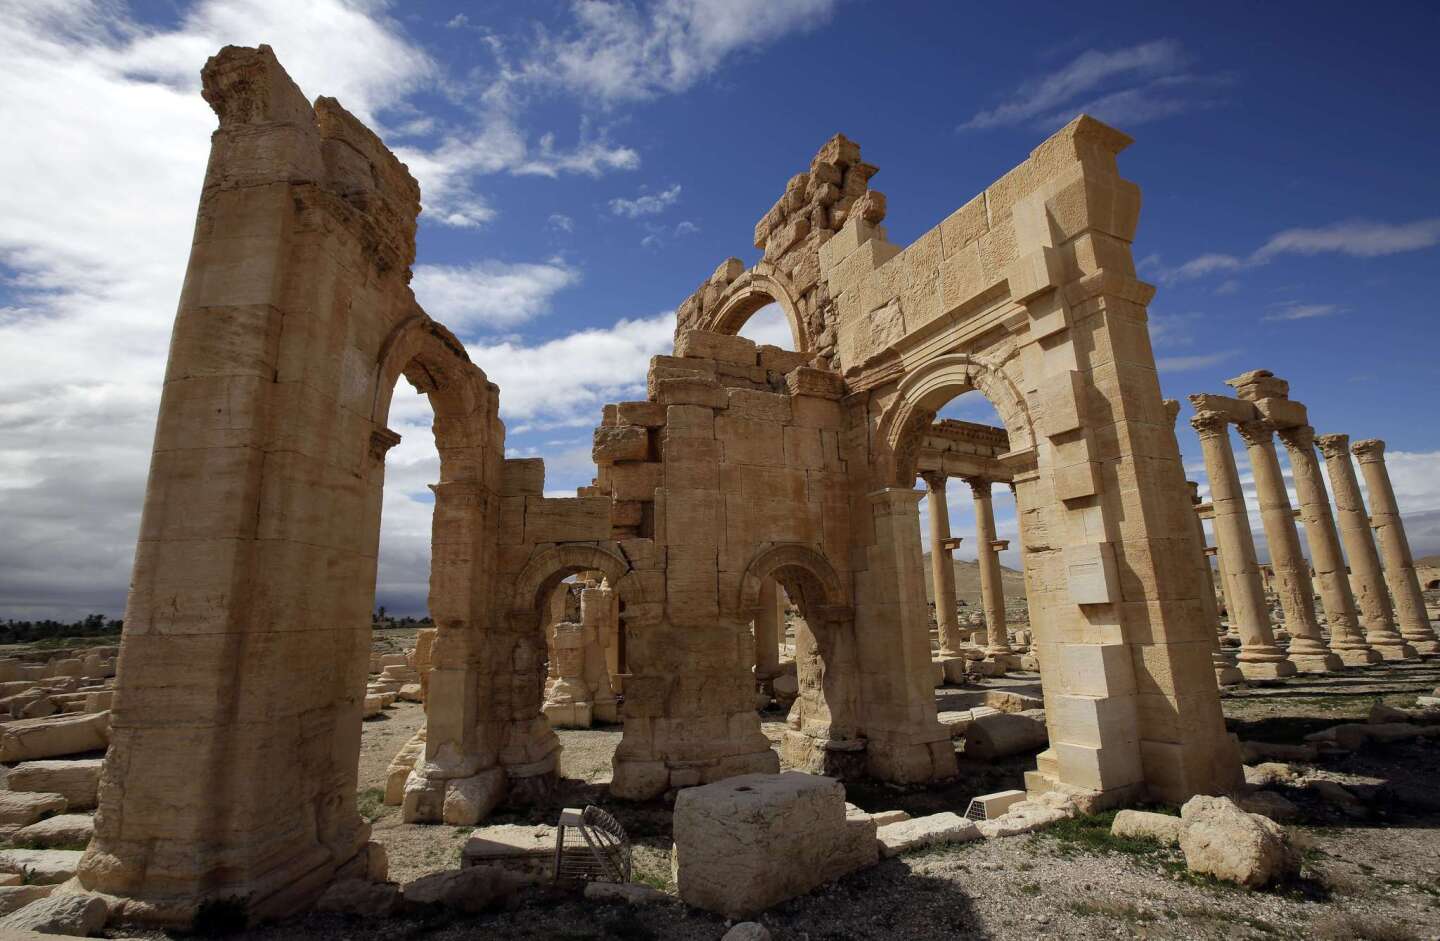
920,551,1027,608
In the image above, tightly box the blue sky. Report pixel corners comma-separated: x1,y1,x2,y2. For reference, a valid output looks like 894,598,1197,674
2,1,1438,617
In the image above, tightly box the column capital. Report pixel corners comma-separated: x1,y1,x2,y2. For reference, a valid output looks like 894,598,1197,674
919,470,948,491
962,476,993,497
1189,410,1230,439
1351,438,1386,462
1235,419,1276,448
1277,424,1316,453
1315,432,1350,459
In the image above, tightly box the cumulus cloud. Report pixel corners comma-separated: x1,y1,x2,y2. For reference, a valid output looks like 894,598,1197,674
411,260,580,330
960,39,1227,132
610,183,682,217
735,302,795,349
520,0,839,104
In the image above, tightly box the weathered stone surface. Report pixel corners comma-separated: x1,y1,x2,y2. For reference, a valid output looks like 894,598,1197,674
876,812,980,857
1179,795,1299,888
0,849,84,884
442,767,506,826
0,712,108,762
1111,809,1183,846
1235,790,1299,822
402,865,519,913
976,792,1077,838
11,814,94,848
672,773,877,918
5,759,103,811
315,879,402,917
1243,762,1299,787
461,824,557,882
0,892,108,936
0,884,55,916
0,792,67,828
722,924,773,941
962,710,1048,760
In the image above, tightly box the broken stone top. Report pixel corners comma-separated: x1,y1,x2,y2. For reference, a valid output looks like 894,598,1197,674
753,131,884,251
1225,369,1289,402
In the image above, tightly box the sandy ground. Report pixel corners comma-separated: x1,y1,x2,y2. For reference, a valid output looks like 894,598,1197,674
130,661,1440,941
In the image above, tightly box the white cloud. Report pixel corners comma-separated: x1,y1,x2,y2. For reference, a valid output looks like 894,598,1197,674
1156,350,1238,372
521,0,839,104
735,302,795,349
610,183,682,217
411,260,580,331
1153,217,1440,285
1261,302,1343,322
960,39,1226,132
548,213,576,232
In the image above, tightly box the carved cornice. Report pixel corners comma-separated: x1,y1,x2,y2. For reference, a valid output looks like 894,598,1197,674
1350,438,1386,461
1189,410,1230,440
1235,419,1276,449
1277,424,1316,453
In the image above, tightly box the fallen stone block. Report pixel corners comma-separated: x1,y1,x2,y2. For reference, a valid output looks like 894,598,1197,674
1369,702,1440,725
402,865,519,914
962,710,1048,760
0,792,67,828
0,711,109,762
1308,780,1367,818
937,710,975,738
5,759,103,811
976,792,1077,838
398,683,424,703
722,924,772,941
1243,762,1299,787
315,878,402,917
0,884,55,915
876,812,981,857
582,882,671,905
0,849,85,884
442,767,506,826
461,824,558,882
1235,790,1299,822
1111,809,1183,846
384,730,426,806
0,892,108,936
671,772,877,918
983,690,1043,713
11,814,93,849
362,694,385,719
1179,795,1298,888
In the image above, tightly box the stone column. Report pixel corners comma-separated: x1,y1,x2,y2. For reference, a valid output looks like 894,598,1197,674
754,577,782,679
1188,483,1242,686
921,472,963,657
1190,411,1295,678
966,477,1012,660
1237,420,1341,673
1352,439,1440,655
1279,426,1379,665
1317,434,1415,660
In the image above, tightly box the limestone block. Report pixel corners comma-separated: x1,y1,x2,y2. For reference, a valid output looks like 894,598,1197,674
403,865,521,913
0,884,54,916
875,812,981,857
0,892,108,936
593,425,650,464
962,710,1048,760
461,824,558,881
1062,543,1118,605
1111,809,1182,845
975,792,1078,838
315,878,403,917
442,767,506,826
727,388,792,423
1236,791,1299,822
1243,763,1298,787
675,330,758,366
1179,795,1299,888
615,401,667,427
11,814,94,848
0,792,67,827
671,773,877,918
0,712,109,762
362,694,385,718
524,497,611,543
0,849,84,884
655,377,728,409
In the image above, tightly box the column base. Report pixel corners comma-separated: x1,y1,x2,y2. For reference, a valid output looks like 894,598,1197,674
1214,664,1245,686
1238,659,1297,680
1370,642,1419,661
1288,652,1344,673
1401,638,1440,656
780,731,868,779
935,656,969,685
1332,646,1383,666
865,733,957,784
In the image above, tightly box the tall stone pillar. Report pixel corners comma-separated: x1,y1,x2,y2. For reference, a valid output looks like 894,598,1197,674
754,577,782,679
1190,412,1295,678
966,477,1012,659
1237,421,1341,672
921,472,963,657
1188,483,1242,686
1352,439,1440,655
1279,426,1379,665
1317,434,1415,660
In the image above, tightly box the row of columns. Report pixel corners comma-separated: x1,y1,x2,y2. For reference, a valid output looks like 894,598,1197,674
1191,411,1436,680
922,473,1012,661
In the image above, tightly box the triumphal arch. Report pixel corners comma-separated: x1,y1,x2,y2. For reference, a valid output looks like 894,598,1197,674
77,45,1241,922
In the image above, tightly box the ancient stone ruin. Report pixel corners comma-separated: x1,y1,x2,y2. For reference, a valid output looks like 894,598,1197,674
0,44,1425,928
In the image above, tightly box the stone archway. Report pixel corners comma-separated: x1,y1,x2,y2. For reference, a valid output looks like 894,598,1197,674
707,265,810,352
737,543,862,776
